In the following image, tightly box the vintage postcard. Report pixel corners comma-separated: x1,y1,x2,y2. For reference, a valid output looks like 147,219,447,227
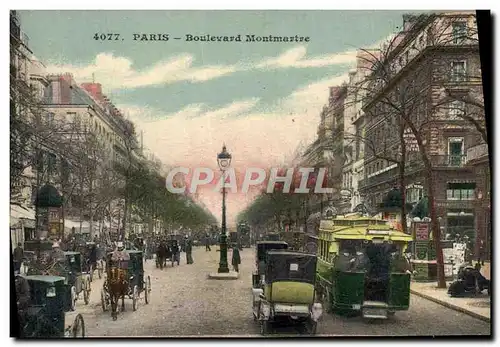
10,9,491,338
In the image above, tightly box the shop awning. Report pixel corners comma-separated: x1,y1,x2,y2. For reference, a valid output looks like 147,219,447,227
10,204,35,227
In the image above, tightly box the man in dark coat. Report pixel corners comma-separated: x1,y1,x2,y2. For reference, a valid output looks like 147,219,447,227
205,233,211,251
13,243,24,273
185,236,194,264
231,246,241,272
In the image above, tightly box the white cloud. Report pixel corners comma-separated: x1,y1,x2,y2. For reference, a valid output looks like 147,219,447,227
256,46,358,69
45,46,358,91
45,53,237,90
119,74,349,225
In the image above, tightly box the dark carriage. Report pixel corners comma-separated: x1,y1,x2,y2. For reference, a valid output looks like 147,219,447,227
22,241,90,311
252,251,323,335
78,242,104,282
63,252,91,310
252,241,288,288
17,275,85,338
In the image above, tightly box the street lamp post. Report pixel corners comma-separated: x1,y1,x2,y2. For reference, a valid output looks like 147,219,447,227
217,144,232,273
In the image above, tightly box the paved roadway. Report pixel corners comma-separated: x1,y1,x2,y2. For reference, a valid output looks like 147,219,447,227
69,247,491,337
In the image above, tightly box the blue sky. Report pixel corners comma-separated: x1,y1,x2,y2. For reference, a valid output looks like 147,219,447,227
19,10,418,223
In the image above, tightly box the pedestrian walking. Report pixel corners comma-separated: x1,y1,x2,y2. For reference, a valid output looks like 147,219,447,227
13,242,24,274
231,246,241,272
205,233,211,251
185,235,194,264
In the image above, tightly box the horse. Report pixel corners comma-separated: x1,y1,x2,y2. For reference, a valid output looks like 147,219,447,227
107,266,129,320
156,242,167,270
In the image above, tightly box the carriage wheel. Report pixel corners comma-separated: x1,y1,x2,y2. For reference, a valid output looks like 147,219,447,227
145,276,151,304
70,286,77,311
72,314,85,338
101,288,108,311
132,285,139,311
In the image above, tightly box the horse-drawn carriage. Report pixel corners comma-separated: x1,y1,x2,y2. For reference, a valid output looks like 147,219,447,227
101,250,152,320
16,275,85,338
22,241,91,311
156,239,180,269
63,251,92,310
78,242,104,282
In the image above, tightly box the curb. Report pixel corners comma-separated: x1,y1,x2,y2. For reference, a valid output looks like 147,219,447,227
410,289,491,323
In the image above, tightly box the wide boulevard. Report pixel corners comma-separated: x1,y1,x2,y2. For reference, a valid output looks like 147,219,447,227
66,246,491,337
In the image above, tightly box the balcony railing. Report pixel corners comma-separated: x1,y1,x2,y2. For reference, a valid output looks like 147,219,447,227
466,144,489,164
443,74,482,86
358,166,399,190
430,155,467,168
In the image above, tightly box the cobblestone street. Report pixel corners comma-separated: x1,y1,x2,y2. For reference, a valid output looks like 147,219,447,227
68,247,491,337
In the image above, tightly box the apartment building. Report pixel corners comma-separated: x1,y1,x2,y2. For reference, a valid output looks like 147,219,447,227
39,75,144,236
358,12,485,256
340,50,380,213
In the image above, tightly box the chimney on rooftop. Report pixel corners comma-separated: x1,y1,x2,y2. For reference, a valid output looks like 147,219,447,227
81,82,105,103
59,73,74,104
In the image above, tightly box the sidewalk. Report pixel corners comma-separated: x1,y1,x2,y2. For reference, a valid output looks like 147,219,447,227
410,281,491,322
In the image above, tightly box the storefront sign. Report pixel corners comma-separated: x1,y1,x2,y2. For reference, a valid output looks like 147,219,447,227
48,207,61,223
415,223,429,241
403,128,419,152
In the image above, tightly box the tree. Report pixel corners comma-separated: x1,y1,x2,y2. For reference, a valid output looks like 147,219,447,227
10,54,69,204
112,120,141,239
351,12,482,288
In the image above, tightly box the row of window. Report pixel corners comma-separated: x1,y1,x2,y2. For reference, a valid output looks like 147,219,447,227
366,159,393,176
342,172,353,189
63,111,126,147
385,21,470,87
369,184,476,209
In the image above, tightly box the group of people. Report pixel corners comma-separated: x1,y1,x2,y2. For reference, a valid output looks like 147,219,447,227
153,235,193,268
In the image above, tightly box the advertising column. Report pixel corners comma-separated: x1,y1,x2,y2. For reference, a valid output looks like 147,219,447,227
412,221,432,281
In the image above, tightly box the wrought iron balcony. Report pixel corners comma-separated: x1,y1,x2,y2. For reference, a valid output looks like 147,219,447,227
466,144,489,164
358,166,399,190
430,155,467,168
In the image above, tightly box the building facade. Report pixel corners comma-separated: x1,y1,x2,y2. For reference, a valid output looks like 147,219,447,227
38,75,144,237
340,50,379,213
358,12,485,258
10,10,43,247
